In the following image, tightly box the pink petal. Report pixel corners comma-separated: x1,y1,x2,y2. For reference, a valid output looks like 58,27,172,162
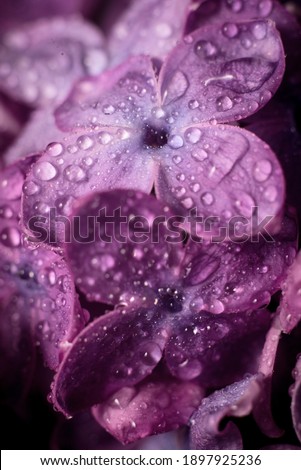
280,251,301,333
190,374,263,450
64,189,182,304
0,16,107,107
55,56,158,132
159,20,284,127
165,309,271,385
52,307,169,415
107,0,191,66
21,132,156,244
155,124,285,240
93,372,203,445
182,212,297,314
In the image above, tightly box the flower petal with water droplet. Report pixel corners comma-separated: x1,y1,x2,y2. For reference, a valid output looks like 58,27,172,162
279,251,301,333
159,20,284,127
93,371,203,445
291,355,301,444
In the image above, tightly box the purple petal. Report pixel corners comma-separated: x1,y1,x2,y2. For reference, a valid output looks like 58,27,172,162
155,124,285,240
291,355,301,443
21,135,156,244
181,212,297,314
52,307,169,415
0,16,107,107
280,251,301,333
186,0,301,86
3,109,66,166
55,56,158,132
107,0,191,65
93,373,203,445
64,189,182,305
165,309,271,385
190,374,263,450
159,20,284,127
253,317,283,437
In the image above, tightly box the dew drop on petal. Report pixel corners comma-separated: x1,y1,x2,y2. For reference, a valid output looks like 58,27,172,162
33,161,57,181
182,197,194,209
178,358,203,380
195,40,219,59
234,192,255,217
188,99,200,110
222,23,239,38
185,127,202,144
0,227,21,247
46,142,63,157
172,155,182,165
252,21,267,40
140,342,162,366
201,192,214,206
263,185,278,202
216,95,233,111
168,135,184,149
77,135,94,150
102,104,116,115
226,0,243,12
64,165,86,183
23,181,40,196
253,159,272,182
190,183,201,193
258,0,273,17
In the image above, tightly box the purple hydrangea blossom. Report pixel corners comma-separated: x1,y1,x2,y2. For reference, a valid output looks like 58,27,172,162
21,18,285,243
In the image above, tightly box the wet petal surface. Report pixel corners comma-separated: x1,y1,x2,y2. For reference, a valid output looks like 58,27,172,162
155,124,285,239
280,251,301,333
93,372,203,445
108,0,191,66
55,56,158,132
52,307,169,415
64,189,182,305
165,309,271,385
159,20,284,127
190,374,263,450
182,213,297,314
22,134,156,244
0,16,107,107
291,355,301,443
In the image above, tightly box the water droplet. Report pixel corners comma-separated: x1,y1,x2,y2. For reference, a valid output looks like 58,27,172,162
263,185,277,202
192,149,208,162
258,0,273,16
46,142,63,157
164,71,189,104
182,197,194,209
248,100,259,112
176,173,186,182
201,192,214,206
178,358,202,380
23,181,40,196
190,183,201,193
222,23,239,38
195,40,219,60
208,299,225,314
172,155,182,165
64,165,86,183
77,135,94,150
140,342,162,365
253,159,272,182
188,99,200,110
155,22,172,38
226,0,243,12
252,21,267,39
0,227,21,247
185,127,202,144
168,134,184,149
216,95,233,111
98,131,112,145
33,161,57,181
103,104,115,115
241,37,253,49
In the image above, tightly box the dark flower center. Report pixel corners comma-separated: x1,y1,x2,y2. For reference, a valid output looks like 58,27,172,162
157,287,184,313
142,123,169,149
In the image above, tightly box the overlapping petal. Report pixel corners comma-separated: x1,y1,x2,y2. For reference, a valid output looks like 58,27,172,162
55,56,158,132
107,0,191,66
280,251,301,333
52,307,169,415
159,20,285,127
189,374,263,450
155,124,286,239
64,190,182,304
22,133,157,244
0,16,107,107
93,372,203,444
165,310,271,385
181,213,297,313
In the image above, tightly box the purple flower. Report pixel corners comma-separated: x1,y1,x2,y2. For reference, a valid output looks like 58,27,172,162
50,189,296,442
21,18,285,243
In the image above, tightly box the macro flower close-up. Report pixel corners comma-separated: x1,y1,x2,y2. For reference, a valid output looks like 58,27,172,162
1,0,301,452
